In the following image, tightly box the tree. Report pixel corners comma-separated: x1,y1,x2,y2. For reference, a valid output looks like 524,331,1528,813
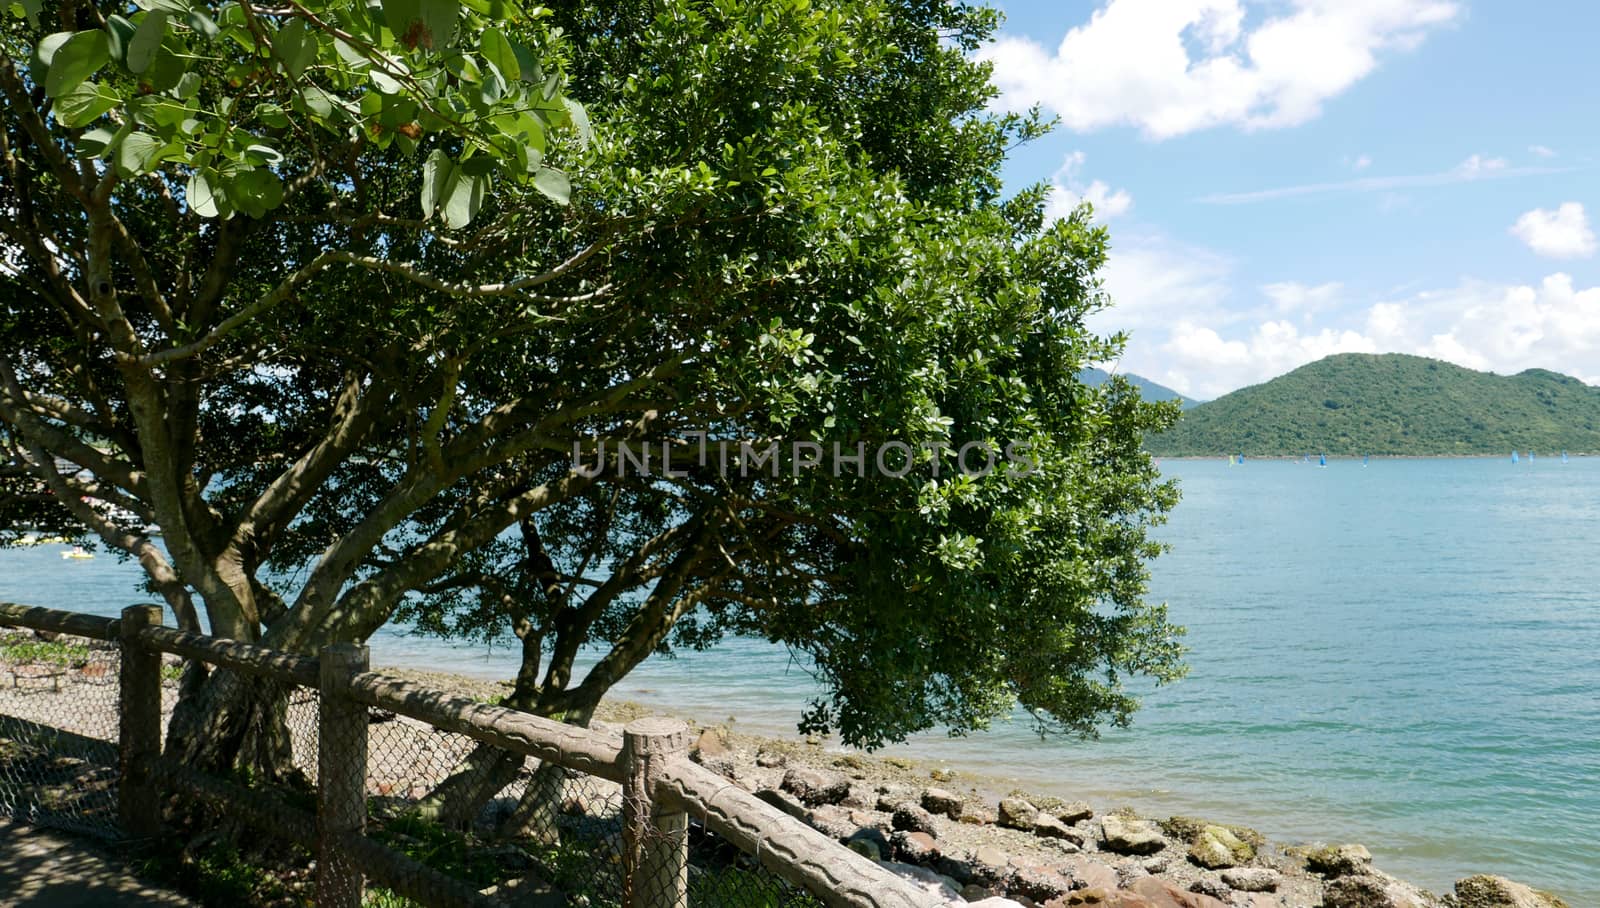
1,0,1184,793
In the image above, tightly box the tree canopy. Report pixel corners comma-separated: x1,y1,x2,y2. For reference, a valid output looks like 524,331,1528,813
1,0,1183,765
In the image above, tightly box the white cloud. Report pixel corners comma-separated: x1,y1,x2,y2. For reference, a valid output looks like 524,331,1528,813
1510,203,1597,260
1095,234,1235,335
980,0,1460,140
1199,156,1562,204
1529,145,1557,159
1351,154,1373,170
1453,153,1508,177
1044,152,1133,222
1262,281,1343,315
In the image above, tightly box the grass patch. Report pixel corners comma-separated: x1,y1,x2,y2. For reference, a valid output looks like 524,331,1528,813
0,632,92,666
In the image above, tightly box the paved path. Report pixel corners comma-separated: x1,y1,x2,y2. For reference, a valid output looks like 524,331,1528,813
0,819,193,907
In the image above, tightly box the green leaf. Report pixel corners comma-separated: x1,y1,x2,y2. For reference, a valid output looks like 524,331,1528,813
139,45,187,93
479,28,519,82
55,81,120,128
127,10,168,74
383,0,458,51
33,31,73,69
440,160,488,229
114,131,168,177
231,168,284,218
254,103,290,128
532,167,569,206
562,99,591,148
174,70,201,100
105,15,136,63
420,149,452,219
298,85,335,119
75,126,118,158
187,168,222,217
184,8,219,39
274,18,313,79
44,30,110,97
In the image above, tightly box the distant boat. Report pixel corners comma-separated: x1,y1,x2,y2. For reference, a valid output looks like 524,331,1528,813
1512,450,1520,464
60,546,93,560
1362,454,1369,468
1562,451,1569,464
1319,453,1327,468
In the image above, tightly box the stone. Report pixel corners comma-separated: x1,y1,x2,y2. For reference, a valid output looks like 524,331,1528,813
931,767,957,782
998,797,1040,830
1124,877,1231,908
840,784,877,811
697,754,738,780
970,900,1029,908
1071,862,1120,892
1055,800,1094,824
1008,864,1074,902
806,804,857,840
924,787,966,819
846,827,891,862
781,766,851,806
1323,874,1432,908
961,802,1000,825
892,801,940,835
1306,843,1374,877
877,783,918,812
754,787,809,821
692,726,729,758
1099,814,1168,856
879,860,964,903
1188,824,1252,869
847,835,883,861
1455,875,1571,908
1141,857,1168,874
894,830,941,863
1033,814,1087,845
1187,878,1232,901
755,750,786,768
963,883,995,901
1220,868,1281,893
974,845,1011,870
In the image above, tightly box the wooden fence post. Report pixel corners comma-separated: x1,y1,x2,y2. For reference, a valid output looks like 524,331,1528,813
118,604,163,840
622,717,691,908
317,643,370,908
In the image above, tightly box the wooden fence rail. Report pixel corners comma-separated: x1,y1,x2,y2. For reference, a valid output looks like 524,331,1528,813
0,602,934,907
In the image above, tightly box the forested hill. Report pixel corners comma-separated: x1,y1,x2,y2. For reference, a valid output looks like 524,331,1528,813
1080,368,1204,409
1147,353,1600,456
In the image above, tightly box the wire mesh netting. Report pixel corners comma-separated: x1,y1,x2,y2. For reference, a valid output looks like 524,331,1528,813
0,626,124,838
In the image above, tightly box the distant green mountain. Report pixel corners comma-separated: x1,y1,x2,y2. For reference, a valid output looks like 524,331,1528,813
1080,368,1204,409
1149,353,1600,456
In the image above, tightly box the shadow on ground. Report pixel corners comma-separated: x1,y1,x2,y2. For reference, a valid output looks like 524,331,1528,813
0,818,192,906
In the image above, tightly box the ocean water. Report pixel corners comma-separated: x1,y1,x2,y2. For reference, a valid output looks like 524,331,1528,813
2,457,1596,901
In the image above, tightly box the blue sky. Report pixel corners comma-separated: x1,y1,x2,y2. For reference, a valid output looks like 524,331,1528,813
980,0,1599,399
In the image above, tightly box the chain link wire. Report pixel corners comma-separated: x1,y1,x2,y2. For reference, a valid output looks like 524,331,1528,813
0,627,123,838
1,622,842,906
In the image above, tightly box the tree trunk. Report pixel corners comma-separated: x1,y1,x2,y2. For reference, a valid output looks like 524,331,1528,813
163,663,305,787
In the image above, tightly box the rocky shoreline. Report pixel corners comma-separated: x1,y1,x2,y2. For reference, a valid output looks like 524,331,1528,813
666,717,1571,908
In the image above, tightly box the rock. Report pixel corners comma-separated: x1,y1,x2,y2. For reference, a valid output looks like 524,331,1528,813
1187,878,1231,901
878,860,963,903
1033,814,1087,846
1305,843,1374,877
894,830,941,862
877,783,918,812
974,845,1011,871
692,727,728,759
755,750,786,768
754,787,809,821
846,835,883,861
1140,857,1168,874
970,900,1029,908
1188,824,1253,869
1009,864,1074,902
998,797,1040,830
1055,801,1094,824
1071,861,1121,892
923,787,965,819
931,767,957,782
1219,868,1281,893
697,754,738,780
840,784,877,811
961,802,999,825
892,802,940,835
781,767,851,806
1099,814,1167,855
1455,876,1571,908
1124,877,1230,908
806,804,858,840
1323,874,1433,908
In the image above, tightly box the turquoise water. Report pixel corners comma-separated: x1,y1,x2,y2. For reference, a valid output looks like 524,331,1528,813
2,457,1596,900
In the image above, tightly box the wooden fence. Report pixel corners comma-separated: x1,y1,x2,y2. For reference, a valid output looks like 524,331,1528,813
0,602,931,908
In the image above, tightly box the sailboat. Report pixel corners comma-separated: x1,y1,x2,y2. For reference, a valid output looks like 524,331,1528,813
1511,450,1520,464
1319,453,1327,468
1362,454,1369,468
60,545,93,560
1562,450,1570,464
